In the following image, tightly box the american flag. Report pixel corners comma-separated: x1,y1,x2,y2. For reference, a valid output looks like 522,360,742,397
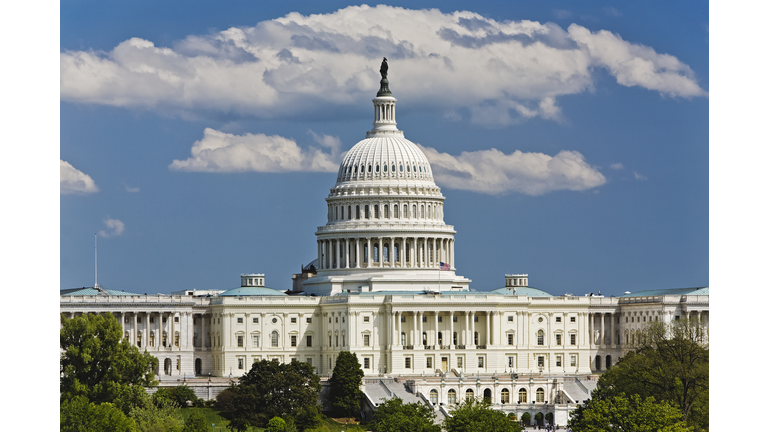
439,262,450,271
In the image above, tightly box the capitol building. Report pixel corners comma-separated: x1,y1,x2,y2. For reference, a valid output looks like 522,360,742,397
60,64,709,426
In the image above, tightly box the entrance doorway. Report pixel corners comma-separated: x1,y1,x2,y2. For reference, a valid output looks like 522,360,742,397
195,358,202,375
164,358,172,375
441,357,448,372
483,388,492,403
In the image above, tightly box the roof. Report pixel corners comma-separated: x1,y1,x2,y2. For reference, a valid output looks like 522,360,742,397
60,287,143,296
487,286,553,297
220,286,287,296
618,287,708,297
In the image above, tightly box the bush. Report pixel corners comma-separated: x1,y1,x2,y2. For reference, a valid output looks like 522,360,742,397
215,387,237,411
172,385,200,407
507,413,517,421
267,417,287,432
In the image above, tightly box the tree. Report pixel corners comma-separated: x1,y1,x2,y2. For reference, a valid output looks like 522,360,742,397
129,395,185,432
60,312,158,406
520,412,530,426
592,319,708,430
443,398,521,432
568,393,691,432
266,417,287,432
222,359,321,431
370,397,441,432
183,409,208,432
293,405,323,432
61,395,137,432
329,351,365,418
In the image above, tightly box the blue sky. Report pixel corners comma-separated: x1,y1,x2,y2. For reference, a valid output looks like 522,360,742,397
58,1,709,296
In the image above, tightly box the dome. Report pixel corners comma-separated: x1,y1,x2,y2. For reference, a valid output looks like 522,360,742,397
336,135,434,184
220,286,287,296
489,286,553,297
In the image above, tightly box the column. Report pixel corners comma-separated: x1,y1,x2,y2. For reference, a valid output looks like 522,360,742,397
417,311,423,346
389,237,394,267
201,313,206,349
133,313,138,346
318,240,322,269
610,313,616,347
395,312,400,346
390,312,395,347
486,312,491,346
600,313,605,348
372,312,378,347
434,313,439,346
335,239,340,269
355,239,360,268
367,238,372,267
463,313,469,345
590,313,595,348
450,239,455,269
449,311,454,347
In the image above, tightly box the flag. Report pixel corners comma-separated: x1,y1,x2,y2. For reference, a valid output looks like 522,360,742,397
439,262,450,271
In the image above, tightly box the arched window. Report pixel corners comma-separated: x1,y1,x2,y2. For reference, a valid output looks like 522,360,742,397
394,243,400,262
420,205,424,218
365,205,369,219
347,206,351,220
518,388,528,403
374,243,379,262
430,389,438,404
271,331,279,347
376,165,379,172
448,389,457,404
413,205,417,218
422,332,427,346
368,164,372,173
341,207,344,219
465,389,474,401
606,355,612,369
394,205,399,218
595,355,602,371
404,205,408,218
374,205,379,218
383,243,389,262
437,332,443,345
354,166,358,174
537,330,544,346
536,388,545,403
356,205,360,219
384,164,387,172
392,164,395,172
399,164,403,172
335,207,338,220
407,165,410,172
501,388,510,404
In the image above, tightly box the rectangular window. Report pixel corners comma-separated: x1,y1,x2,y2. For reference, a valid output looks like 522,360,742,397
508,316,514,322
174,334,179,347
150,317,155,324
556,356,562,367
253,335,260,347
474,316,478,322
426,357,433,368
453,316,457,322
570,317,576,323
438,316,443,322
306,317,312,324
556,334,562,345
174,316,179,323
306,357,313,367
237,317,243,324
401,317,406,323
237,335,243,347
364,357,370,369
570,334,576,345
507,334,514,345
538,356,545,367
571,355,577,367
457,357,463,368
291,335,297,347
176,359,180,370
422,317,427,322
291,317,297,324
364,334,370,346
405,357,411,368
306,335,312,347
478,357,484,368
238,358,244,370
556,317,562,323
508,356,514,368
162,317,167,323
137,317,142,324
253,317,259,324
364,316,370,323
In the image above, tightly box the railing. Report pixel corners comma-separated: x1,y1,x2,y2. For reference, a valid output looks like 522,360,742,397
574,377,590,396
455,345,466,349
424,345,435,350
440,345,451,349
380,379,392,397
476,345,487,349
404,345,414,350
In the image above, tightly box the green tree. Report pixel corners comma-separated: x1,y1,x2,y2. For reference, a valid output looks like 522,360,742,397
60,312,158,406
293,405,323,432
520,412,530,426
568,393,691,432
370,397,441,432
129,396,185,432
443,398,521,432
594,319,708,430
61,395,137,432
183,409,208,432
222,359,321,431
266,417,287,432
328,351,365,418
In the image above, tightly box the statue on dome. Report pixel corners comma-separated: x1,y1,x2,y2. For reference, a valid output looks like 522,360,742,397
380,57,388,79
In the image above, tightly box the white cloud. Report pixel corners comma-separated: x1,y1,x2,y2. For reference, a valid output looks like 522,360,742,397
98,218,125,238
124,183,140,193
418,145,606,195
60,160,99,194
610,162,624,170
169,128,341,172
634,171,647,180
60,5,706,123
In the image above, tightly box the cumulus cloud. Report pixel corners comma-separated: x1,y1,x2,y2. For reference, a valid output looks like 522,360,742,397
634,171,647,181
98,218,125,238
60,5,706,123
60,160,99,194
610,162,624,170
124,184,140,193
169,128,341,172
418,145,606,195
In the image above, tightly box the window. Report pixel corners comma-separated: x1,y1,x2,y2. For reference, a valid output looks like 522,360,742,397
364,316,370,323
438,332,443,345
329,317,332,323
426,357,433,368
453,332,458,345
538,356,545,367
465,389,474,401
438,316,443,322
307,357,313,367
305,335,312,347
457,357,463,368
253,317,259,323
571,355,577,367
501,388,510,403
150,317,155,324
478,356,484,368
401,316,406,322
536,388,545,403
364,334,370,346
430,389,438,404
507,334,514,345
556,356,562,367
518,389,527,403
453,316,457,322
556,317,561,323
174,332,180,347
272,318,277,324
474,332,478,345
474,316,478,322
137,317,142,324
271,331,279,347
253,335,260,347
401,333,406,345
237,335,244,347
238,358,244,370
163,317,167,323
556,334,562,345
335,317,338,323
508,316,514,322
306,317,312,323
405,357,411,368
570,317,576,323
448,389,457,404
291,317,297,324
570,334,576,345
237,317,243,324
423,332,427,346
174,316,179,323
537,330,544,346
291,335,297,347
364,357,370,369
508,356,514,368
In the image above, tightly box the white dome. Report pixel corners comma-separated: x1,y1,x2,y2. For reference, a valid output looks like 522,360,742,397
336,135,434,184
